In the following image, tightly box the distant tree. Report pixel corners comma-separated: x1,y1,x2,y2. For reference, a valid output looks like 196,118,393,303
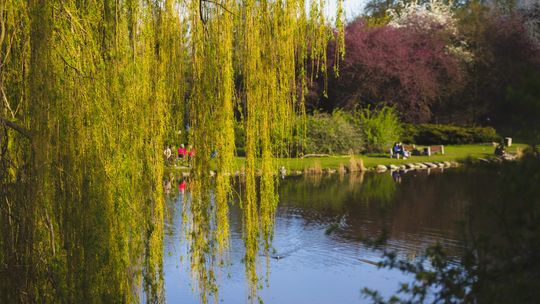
388,0,459,32
473,13,540,128
387,0,473,60
319,18,465,123
364,0,401,18
504,71,540,150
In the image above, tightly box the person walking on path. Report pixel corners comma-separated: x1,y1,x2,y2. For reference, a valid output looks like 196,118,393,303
164,146,172,164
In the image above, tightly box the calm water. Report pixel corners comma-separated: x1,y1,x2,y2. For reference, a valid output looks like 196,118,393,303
164,169,470,303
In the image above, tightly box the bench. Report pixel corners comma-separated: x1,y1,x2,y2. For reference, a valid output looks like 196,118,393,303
390,144,416,159
424,145,445,156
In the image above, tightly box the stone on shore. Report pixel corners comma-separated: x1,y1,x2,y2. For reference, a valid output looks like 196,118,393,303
424,162,437,168
405,163,416,169
376,165,388,172
387,164,399,170
415,163,428,169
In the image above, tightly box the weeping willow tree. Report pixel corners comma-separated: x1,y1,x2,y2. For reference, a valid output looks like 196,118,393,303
0,0,344,303
1,1,180,302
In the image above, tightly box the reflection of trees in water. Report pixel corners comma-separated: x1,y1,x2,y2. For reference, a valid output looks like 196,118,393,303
358,173,396,208
279,172,395,215
279,171,468,258
363,156,540,303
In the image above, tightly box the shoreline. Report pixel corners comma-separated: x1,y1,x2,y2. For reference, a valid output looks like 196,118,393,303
165,144,525,178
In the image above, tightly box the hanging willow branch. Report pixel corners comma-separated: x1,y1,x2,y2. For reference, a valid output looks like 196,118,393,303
0,0,345,302
0,117,32,139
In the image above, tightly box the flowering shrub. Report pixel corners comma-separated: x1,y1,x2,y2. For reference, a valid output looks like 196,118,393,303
322,19,465,122
387,0,473,62
388,0,458,35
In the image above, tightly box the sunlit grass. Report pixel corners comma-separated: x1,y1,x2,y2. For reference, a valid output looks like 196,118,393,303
244,144,527,171
166,144,527,173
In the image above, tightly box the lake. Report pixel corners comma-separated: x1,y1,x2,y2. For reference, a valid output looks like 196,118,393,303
163,168,470,303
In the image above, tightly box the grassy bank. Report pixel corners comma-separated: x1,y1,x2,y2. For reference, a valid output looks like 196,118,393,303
251,144,526,172
165,144,526,175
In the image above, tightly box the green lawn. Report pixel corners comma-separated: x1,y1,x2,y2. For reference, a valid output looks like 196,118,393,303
166,144,526,174
241,144,527,171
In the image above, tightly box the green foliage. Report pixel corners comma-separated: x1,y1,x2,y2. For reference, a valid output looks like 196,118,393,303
402,124,500,145
1,1,345,303
503,71,540,149
355,106,402,153
299,111,363,155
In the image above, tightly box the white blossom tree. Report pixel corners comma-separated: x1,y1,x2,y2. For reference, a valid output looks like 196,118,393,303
387,0,473,61
387,0,457,34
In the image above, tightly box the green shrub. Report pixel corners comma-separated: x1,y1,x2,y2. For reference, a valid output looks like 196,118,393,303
298,111,363,155
403,124,500,145
354,106,402,152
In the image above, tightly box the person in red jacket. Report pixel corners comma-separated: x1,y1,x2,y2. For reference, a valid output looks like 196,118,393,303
178,144,186,159
178,179,186,193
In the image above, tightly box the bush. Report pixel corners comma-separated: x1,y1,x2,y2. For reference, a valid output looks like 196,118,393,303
354,106,402,152
298,111,363,155
402,124,500,145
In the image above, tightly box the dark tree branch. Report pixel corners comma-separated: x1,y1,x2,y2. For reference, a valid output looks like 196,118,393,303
199,0,207,25
201,0,235,16
0,117,32,139
199,0,235,25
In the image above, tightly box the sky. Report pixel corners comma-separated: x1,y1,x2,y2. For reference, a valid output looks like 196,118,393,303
325,0,367,22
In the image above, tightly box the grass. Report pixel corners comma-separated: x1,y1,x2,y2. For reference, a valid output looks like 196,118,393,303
165,144,527,174
251,144,527,171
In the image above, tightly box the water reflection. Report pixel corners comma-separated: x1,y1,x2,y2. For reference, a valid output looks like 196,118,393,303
165,169,472,303
2,165,486,303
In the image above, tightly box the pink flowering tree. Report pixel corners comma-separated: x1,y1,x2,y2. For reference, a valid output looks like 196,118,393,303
319,18,465,122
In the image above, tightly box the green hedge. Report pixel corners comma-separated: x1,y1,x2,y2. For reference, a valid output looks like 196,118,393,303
402,124,500,145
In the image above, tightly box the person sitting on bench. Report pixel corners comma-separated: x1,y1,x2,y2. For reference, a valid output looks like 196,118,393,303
495,141,506,157
392,142,401,158
392,142,409,159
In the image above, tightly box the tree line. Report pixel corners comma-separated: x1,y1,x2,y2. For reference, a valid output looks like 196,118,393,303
307,0,540,147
